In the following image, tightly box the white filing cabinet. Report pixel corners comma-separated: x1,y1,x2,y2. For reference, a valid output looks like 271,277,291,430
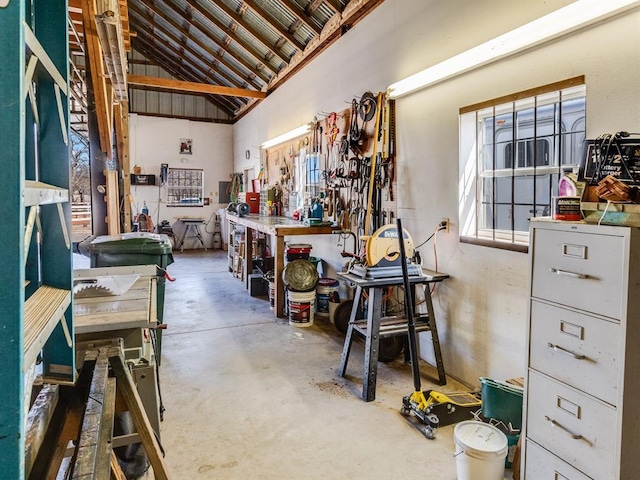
522,219,640,479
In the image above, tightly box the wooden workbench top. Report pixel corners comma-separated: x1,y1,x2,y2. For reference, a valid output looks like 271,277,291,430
227,214,336,236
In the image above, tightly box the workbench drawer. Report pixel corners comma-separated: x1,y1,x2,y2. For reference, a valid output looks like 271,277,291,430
524,440,593,480
531,228,624,319
529,300,620,406
526,370,616,480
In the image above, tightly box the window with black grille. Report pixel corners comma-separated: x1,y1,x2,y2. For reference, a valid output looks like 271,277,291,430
166,168,204,207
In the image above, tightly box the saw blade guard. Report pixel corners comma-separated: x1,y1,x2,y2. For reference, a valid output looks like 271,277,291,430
365,224,414,268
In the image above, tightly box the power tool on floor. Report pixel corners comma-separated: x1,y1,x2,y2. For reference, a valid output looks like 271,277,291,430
401,390,482,436
348,224,422,279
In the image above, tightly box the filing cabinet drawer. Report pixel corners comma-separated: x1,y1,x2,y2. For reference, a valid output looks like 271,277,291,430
531,228,624,319
526,370,616,480
525,439,593,480
529,300,620,405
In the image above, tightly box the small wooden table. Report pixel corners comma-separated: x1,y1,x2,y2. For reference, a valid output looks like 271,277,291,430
227,214,336,317
337,269,449,402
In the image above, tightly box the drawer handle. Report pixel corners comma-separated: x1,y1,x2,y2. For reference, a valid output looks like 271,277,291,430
547,342,587,360
549,268,587,279
545,415,583,440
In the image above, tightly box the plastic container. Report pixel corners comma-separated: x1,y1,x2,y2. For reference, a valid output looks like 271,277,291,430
479,377,524,429
282,259,319,292
316,278,340,319
454,421,508,480
79,233,174,363
287,290,315,327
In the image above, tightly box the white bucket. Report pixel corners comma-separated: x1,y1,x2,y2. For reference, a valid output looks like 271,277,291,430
316,278,340,319
287,290,316,327
454,421,507,480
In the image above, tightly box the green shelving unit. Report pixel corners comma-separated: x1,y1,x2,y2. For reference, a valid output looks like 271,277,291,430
0,1,74,477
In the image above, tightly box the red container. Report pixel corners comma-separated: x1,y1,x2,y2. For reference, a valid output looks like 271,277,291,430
242,192,260,214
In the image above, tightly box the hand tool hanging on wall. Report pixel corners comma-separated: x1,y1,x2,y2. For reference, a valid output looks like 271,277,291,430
364,92,384,236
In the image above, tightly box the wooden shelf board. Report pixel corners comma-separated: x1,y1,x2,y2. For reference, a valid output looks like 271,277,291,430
24,285,71,371
24,180,69,206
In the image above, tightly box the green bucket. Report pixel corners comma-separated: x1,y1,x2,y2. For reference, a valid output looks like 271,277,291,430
479,377,523,430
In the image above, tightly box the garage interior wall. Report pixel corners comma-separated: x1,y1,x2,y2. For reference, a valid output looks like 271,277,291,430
128,114,233,247
232,0,640,386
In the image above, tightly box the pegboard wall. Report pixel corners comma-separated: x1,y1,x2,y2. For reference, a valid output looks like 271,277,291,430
261,91,397,241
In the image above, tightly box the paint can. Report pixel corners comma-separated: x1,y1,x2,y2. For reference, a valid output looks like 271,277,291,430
316,278,340,320
286,243,312,262
287,290,316,327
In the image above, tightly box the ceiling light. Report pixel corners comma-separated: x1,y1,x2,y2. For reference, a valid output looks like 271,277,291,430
261,123,312,149
94,0,128,101
388,0,640,98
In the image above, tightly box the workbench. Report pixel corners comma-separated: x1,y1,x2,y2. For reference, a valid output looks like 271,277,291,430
227,214,336,317
337,269,449,402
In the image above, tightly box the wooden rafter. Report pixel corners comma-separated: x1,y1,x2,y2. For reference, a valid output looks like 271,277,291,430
114,101,132,232
133,33,243,113
134,0,266,88
81,0,113,156
128,75,267,99
244,0,306,51
280,0,322,35
132,38,239,114
201,0,290,65
129,7,252,92
133,28,247,108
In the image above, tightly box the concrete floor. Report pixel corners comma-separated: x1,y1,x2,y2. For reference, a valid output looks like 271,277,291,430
76,249,513,479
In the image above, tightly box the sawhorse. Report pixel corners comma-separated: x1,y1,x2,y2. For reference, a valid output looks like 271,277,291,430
177,218,207,251
337,269,449,402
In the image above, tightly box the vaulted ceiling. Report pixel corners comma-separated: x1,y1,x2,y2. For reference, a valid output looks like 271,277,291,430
124,0,384,119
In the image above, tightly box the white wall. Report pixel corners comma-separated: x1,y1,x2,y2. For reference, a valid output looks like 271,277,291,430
233,0,640,386
129,114,233,248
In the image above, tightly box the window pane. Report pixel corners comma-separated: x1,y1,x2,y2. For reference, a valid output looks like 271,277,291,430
481,177,493,203
514,175,534,205
495,177,512,203
513,205,533,232
494,112,513,142
482,143,495,171
495,204,512,231
516,99,535,140
536,103,556,136
535,173,556,204
496,141,511,169
481,202,494,231
561,97,586,133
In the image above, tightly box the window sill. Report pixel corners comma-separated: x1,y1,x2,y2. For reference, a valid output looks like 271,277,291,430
460,235,529,253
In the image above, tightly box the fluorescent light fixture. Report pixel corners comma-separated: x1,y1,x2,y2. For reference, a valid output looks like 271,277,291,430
95,0,128,101
261,123,312,149
388,0,640,98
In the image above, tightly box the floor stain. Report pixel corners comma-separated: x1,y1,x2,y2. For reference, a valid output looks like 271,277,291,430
315,381,349,397
198,465,215,473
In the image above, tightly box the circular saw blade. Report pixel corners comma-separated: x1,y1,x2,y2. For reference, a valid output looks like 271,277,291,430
74,284,114,298
365,224,414,268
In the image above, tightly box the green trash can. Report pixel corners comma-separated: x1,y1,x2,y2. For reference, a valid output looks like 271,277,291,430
83,233,174,364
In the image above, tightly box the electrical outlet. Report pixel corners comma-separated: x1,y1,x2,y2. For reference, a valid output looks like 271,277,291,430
440,218,449,232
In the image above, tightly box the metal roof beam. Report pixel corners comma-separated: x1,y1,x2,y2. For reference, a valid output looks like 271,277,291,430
136,0,270,86
134,29,246,108
244,0,306,51
132,37,239,114
201,0,290,65
129,3,259,91
280,0,322,35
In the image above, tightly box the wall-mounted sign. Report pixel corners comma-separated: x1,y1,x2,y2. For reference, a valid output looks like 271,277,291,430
179,138,192,155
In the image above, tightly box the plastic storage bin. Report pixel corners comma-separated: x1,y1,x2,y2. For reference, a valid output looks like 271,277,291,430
479,377,524,429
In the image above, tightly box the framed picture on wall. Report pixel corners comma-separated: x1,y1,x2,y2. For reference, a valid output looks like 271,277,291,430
179,138,193,155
